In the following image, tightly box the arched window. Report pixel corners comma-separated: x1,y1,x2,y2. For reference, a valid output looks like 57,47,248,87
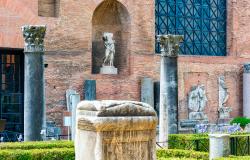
155,0,227,56
92,0,131,74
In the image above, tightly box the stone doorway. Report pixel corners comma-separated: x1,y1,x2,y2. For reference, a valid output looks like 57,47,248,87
0,49,24,141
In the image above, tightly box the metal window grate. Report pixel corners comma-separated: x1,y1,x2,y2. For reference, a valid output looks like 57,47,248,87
155,0,227,56
0,49,24,141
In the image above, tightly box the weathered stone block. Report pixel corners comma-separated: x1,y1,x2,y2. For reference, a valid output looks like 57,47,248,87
75,100,157,160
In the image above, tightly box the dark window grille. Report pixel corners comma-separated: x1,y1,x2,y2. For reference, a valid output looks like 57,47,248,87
0,49,24,141
155,0,227,56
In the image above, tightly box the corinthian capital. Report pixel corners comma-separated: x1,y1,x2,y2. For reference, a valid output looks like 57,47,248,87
244,63,250,73
22,25,46,53
157,34,184,57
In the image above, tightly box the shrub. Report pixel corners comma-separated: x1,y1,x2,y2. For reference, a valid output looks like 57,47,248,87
0,148,74,160
168,134,209,152
157,149,209,160
0,141,74,150
230,117,250,128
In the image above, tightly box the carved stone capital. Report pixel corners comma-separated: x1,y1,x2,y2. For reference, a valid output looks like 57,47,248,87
22,25,46,53
244,63,250,73
157,34,184,57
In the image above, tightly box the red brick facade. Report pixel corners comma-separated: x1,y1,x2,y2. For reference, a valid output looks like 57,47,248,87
0,0,250,127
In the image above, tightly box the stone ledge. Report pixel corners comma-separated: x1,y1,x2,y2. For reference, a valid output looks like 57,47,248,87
77,100,157,117
78,116,157,131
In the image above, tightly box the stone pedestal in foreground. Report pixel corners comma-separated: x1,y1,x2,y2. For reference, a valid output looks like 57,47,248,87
100,66,118,74
209,134,230,160
22,25,46,141
75,100,158,160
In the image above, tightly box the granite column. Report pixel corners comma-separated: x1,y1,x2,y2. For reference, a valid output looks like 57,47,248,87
22,25,46,141
157,34,183,147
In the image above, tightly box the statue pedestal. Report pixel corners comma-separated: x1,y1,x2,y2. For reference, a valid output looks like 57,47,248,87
100,66,118,75
218,118,232,124
189,112,208,120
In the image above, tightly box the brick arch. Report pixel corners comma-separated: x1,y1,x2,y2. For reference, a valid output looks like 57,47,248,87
93,0,133,18
91,0,131,75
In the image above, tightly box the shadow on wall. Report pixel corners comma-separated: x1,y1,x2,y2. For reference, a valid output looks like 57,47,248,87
92,0,131,75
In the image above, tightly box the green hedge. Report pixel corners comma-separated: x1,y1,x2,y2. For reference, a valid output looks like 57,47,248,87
216,156,250,160
169,134,209,152
169,133,250,154
157,149,209,160
157,158,198,160
0,148,74,160
0,141,74,150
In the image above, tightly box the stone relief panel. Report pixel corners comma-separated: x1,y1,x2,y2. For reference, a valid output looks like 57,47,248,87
178,72,209,120
223,72,242,118
178,69,242,124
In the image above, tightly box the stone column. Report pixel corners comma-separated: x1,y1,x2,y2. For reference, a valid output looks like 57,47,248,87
209,134,230,160
141,77,154,107
84,80,96,100
243,63,250,117
70,93,80,141
22,25,46,141
157,35,183,147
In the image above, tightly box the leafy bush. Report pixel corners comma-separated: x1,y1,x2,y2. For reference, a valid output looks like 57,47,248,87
157,149,209,160
230,117,250,128
0,140,74,150
0,148,74,160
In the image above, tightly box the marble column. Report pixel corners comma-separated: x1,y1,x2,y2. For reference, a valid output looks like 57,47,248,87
157,34,183,147
243,63,250,118
22,25,46,141
70,93,80,141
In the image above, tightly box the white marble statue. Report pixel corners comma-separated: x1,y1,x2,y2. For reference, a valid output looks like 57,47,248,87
219,76,229,108
102,32,115,66
218,76,232,119
188,85,208,120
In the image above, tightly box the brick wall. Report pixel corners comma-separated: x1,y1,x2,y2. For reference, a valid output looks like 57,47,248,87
38,0,60,17
44,0,155,127
1,0,250,129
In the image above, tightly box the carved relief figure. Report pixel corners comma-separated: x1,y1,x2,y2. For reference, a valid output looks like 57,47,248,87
188,85,208,112
218,76,232,119
103,32,115,66
188,85,208,120
218,76,229,108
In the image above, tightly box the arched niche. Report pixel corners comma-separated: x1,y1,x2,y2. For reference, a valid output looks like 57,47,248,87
92,0,131,74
